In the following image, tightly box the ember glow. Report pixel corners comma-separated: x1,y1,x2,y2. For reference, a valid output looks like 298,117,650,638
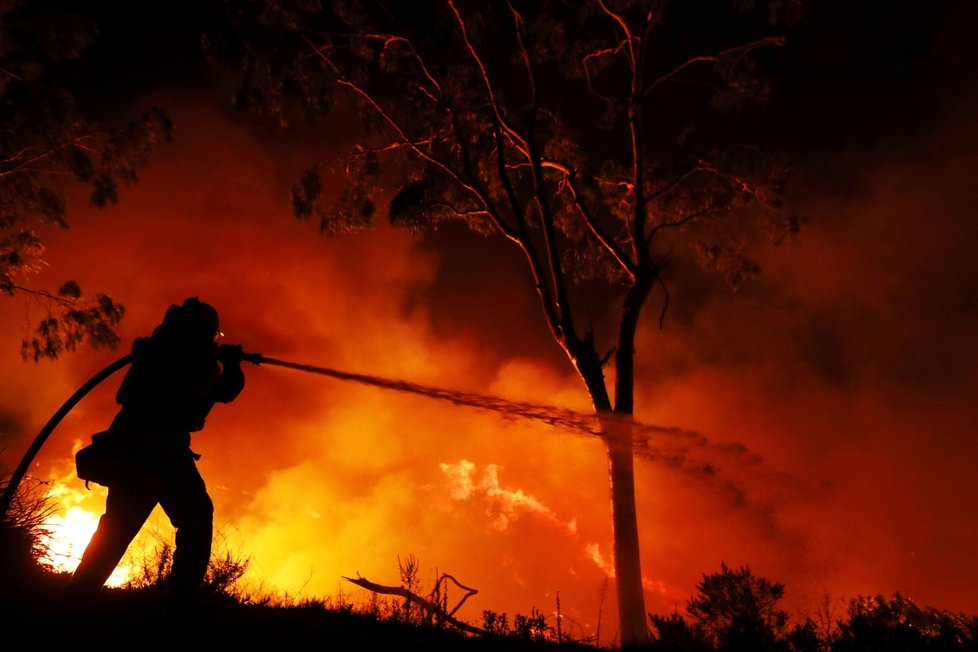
2,3,978,640
36,474,132,585
38,505,99,574
39,505,128,587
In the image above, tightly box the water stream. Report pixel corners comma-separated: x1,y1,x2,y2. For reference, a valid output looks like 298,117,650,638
259,356,761,476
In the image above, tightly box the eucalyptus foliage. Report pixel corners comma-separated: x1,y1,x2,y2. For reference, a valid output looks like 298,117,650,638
1,2,172,360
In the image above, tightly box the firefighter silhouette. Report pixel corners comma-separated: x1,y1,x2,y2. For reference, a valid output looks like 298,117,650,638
71,298,245,595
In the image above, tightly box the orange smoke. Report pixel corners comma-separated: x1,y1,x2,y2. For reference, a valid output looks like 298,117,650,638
2,94,977,646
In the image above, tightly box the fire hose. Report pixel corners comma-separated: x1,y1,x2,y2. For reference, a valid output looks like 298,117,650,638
2,351,257,520
1,350,613,520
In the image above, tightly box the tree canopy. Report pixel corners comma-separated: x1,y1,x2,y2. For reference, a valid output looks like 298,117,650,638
220,0,799,308
1,1,171,360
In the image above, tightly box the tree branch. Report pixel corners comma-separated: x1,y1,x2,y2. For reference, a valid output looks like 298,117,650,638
446,110,521,240
504,16,580,347
597,0,637,72
297,29,523,244
655,274,670,329
0,135,96,179
602,3,648,261
448,1,569,341
646,203,731,245
345,137,443,169
542,158,636,277
582,42,628,107
447,1,531,157
343,574,485,637
355,33,444,99
642,36,785,98
507,1,536,123
640,163,702,208
429,201,491,219
7,285,76,308
697,160,780,211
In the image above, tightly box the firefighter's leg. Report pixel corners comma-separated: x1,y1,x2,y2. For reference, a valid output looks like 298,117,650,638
159,461,213,594
71,484,157,590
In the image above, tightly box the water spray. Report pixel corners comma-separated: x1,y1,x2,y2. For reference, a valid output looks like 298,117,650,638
1,350,715,521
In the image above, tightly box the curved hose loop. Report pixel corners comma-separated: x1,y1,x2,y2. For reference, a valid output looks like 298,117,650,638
0,354,132,521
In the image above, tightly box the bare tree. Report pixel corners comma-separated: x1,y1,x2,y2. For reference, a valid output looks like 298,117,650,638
217,0,800,643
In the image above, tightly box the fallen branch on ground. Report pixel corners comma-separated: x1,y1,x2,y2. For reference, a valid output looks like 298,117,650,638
343,573,485,636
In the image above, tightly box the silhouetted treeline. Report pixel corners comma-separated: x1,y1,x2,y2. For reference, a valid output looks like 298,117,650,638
647,563,978,652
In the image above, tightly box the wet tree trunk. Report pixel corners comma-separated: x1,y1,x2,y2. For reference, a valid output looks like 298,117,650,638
603,413,646,646
609,276,655,645
576,365,646,647
572,275,654,646
576,274,650,645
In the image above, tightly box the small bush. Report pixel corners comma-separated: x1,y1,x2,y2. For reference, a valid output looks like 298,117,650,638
0,478,58,588
831,594,978,652
649,612,712,652
123,527,251,598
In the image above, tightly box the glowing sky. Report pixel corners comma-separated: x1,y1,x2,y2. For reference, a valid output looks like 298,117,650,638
2,2,977,644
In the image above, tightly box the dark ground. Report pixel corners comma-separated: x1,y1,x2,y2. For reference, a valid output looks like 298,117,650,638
0,572,596,650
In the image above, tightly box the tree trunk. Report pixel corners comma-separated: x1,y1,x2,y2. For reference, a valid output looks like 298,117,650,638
604,413,647,647
577,352,647,647
588,416,648,646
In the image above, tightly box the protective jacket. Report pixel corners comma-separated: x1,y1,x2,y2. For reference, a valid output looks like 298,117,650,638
107,334,244,472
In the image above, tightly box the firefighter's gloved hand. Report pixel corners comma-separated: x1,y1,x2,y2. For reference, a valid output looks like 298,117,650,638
217,344,245,365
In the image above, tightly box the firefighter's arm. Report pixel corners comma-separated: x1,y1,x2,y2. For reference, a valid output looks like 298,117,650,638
214,344,246,403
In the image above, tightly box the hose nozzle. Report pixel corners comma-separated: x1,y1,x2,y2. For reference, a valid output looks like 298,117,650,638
242,351,263,365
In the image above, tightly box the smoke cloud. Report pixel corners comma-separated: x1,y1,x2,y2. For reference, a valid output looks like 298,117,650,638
2,92,977,644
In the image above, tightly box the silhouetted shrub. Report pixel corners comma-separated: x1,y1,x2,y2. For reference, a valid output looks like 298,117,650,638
648,612,713,652
205,542,251,598
647,564,830,652
483,608,510,635
783,619,822,652
123,528,251,598
831,593,978,652
513,607,549,641
0,479,56,589
481,607,553,641
686,562,789,651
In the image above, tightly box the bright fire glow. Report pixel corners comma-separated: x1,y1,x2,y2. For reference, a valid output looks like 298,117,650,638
3,96,977,642
38,505,130,586
34,471,141,587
